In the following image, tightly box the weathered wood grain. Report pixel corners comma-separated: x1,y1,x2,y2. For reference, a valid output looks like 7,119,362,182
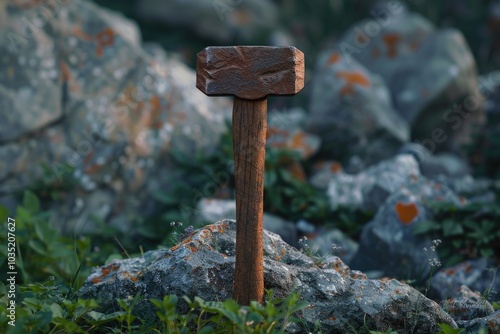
231,97,267,306
196,46,304,100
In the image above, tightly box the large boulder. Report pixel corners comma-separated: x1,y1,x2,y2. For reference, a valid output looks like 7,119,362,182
349,174,462,280
80,220,457,333
0,0,231,233
337,4,485,153
306,49,409,165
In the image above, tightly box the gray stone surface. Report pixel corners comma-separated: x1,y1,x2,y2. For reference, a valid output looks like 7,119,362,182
135,0,278,43
196,198,298,246
327,154,420,211
457,310,500,334
308,227,359,264
80,220,457,333
431,258,500,301
349,175,461,280
0,0,231,233
267,108,321,160
479,71,500,115
337,5,485,153
306,48,409,166
440,285,495,321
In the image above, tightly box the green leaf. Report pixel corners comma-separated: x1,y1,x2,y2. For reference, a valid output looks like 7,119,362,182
480,248,494,258
153,191,180,205
87,310,127,325
198,326,216,334
265,169,277,187
23,191,40,214
50,303,64,318
443,219,464,237
437,323,465,333
53,317,86,333
0,205,9,222
412,220,440,235
28,239,47,255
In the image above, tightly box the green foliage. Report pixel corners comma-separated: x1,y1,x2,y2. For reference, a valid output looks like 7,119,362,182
436,323,465,334
0,277,309,334
328,207,375,240
264,148,330,223
0,191,92,288
412,201,500,266
151,290,308,334
468,112,500,180
369,329,398,334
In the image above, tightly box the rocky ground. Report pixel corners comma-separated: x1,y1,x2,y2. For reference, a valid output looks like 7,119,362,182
2,0,500,332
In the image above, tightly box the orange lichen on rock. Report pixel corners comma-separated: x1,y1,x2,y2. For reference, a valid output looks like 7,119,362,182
266,126,289,140
382,33,402,58
96,27,115,57
206,223,230,234
231,8,252,24
395,202,419,224
149,96,164,129
326,52,341,66
356,32,369,45
122,272,140,282
330,162,343,173
60,61,72,83
336,71,371,96
291,131,306,150
288,160,307,182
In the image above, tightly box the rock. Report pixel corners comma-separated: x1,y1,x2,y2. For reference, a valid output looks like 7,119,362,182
79,220,457,332
0,0,231,233
307,227,359,264
306,48,409,165
135,0,278,43
398,143,493,199
309,161,343,190
196,198,298,246
440,285,495,321
349,175,461,280
457,310,500,334
420,153,471,178
327,154,420,211
267,109,321,161
337,5,485,153
431,259,500,301
479,71,500,115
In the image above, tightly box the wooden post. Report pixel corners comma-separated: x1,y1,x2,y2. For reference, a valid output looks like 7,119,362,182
196,46,305,305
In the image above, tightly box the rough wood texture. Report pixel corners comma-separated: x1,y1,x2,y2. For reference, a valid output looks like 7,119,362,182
232,97,267,305
196,46,305,100
196,45,305,306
